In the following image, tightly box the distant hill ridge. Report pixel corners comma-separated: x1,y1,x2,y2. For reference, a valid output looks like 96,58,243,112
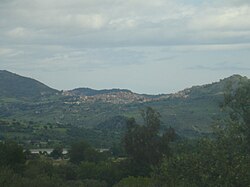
0,70,248,102
67,87,132,96
171,74,249,99
0,70,249,144
0,70,58,100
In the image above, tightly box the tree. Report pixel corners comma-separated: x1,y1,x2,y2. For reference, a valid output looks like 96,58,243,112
124,107,176,168
69,141,104,164
114,176,155,187
50,145,63,159
0,141,25,170
224,79,250,153
153,81,250,187
56,163,77,181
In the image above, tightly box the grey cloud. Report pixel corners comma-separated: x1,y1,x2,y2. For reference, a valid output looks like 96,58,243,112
221,0,250,6
1,0,250,93
2,0,250,48
187,63,250,71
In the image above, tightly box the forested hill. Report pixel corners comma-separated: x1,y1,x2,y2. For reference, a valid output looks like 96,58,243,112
0,69,247,103
174,74,248,99
0,70,59,100
0,70,249,147
67,88,132,96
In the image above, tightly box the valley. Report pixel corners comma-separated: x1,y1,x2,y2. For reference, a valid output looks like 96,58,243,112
0,70,248,148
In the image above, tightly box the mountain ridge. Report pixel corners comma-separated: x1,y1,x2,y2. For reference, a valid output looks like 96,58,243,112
67,87,132,96
0,70,248,101
0,70,249,147
0,70,59,100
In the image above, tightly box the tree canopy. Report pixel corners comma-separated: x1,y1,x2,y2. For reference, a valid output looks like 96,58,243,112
124,107,176,167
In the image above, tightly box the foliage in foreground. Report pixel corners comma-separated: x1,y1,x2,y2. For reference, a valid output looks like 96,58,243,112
153,79,250,187
0,80,249,186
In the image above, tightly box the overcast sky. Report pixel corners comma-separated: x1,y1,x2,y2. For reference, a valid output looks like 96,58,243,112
0,0,250,94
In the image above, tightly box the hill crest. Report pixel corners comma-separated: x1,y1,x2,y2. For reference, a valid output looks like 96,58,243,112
0,70,58,100
0,70,248,103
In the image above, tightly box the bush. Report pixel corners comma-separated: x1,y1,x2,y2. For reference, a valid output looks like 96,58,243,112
114,176,155,187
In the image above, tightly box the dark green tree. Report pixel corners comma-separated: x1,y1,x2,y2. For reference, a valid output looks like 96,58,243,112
114,176,155,187
124,107,176,168
154,80,250,187
56,163,78,181
0,141,25,170
69,141,104,164
224,79,250,153
50,145,63,159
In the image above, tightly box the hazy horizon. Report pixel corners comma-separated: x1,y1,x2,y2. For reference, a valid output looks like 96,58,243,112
1,69,248,95
1,0,250,94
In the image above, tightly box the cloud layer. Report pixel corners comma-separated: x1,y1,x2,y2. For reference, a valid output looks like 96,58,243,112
0,0,250,93
2,0,250,46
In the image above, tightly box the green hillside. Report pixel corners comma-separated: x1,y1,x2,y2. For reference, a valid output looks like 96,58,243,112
0,70,248,148
69,88,132,96
0,70,59,101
